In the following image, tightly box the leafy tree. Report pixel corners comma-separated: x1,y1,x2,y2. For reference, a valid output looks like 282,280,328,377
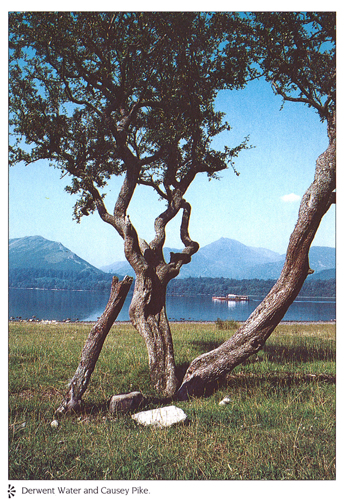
9,12,252,401
10,12,335,404
176,12,336,398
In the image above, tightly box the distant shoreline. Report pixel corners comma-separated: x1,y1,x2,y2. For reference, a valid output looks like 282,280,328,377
8,287,336,300
9,319,336,325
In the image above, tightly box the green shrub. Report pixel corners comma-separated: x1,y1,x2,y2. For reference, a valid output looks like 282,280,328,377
215,318,240,330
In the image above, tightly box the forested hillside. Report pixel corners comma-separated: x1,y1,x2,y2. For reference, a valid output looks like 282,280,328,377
9,270,335,298
167,277,335,298
9,236,335,297
9,268,116,291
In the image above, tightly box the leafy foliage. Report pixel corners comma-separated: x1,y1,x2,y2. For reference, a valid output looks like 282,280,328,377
9,12,251,221
247,12,335,121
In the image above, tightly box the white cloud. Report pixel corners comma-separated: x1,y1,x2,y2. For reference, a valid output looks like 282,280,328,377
280,193,301,203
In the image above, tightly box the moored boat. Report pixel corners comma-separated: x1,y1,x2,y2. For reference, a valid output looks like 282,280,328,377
212,294,249,302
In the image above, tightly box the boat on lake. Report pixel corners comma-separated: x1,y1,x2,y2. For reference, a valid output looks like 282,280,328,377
212,294,249,302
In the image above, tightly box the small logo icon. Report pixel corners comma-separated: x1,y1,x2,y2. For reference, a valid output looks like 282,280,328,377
8,484,16,498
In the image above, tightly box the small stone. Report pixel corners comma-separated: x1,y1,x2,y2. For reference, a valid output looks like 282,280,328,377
131,405,187,428
219,396,232,406
51,420,59,428
109,391,144,415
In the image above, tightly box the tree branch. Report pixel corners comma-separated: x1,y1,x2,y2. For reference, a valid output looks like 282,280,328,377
113,161,141,220
123,215,148,273
272,81,325,116
44,44,105,119
150,196,181,256
63,77,104,118
138,177,169,201
56,275,133,414
168,200,199,274
87,182,122,234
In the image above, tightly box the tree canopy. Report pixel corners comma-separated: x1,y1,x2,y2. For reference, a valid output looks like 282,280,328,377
9,12,251,224
248,12,335,121
9,11,336,399
9,11,257,397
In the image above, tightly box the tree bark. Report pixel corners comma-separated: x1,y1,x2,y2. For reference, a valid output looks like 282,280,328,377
175,116,336,400
129,271,178,397
124,200,199,397
56,275,133,413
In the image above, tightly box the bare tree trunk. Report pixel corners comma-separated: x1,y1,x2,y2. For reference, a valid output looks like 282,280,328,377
122,200,198,397
90,144,200,397
129,272,178,397
175,117,336,400
56,275,133,413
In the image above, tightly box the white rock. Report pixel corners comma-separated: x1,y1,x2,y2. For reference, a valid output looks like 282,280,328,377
131,405,187,428
219,396,232,406
51,420,59,428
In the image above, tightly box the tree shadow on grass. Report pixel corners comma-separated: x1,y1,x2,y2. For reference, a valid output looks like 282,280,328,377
189,339,225,354
189,340,334,366
61,341,335,413
258,343,335,364
173,349,335,401
224,372,335,392
56,368,335,416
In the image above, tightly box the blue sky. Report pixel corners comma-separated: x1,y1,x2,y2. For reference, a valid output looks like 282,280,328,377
9,74,335,268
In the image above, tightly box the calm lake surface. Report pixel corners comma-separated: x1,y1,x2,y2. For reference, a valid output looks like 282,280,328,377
9,288,336,323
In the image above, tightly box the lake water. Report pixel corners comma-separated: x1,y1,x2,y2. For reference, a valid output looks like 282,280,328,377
9,288,336,323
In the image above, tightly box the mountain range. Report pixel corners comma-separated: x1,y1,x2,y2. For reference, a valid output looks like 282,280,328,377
9,235,335,285
9,236,114,291
9,235,106,276
100,237,335,280
8,236,335,297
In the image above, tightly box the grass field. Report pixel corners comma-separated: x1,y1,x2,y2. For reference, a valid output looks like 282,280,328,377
8,320,336,480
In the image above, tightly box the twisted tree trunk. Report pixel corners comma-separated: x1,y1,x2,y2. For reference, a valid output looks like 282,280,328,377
124,200,199,396
56,275,133,413
176,116,336,400
91,155,200,397
129,271,178,396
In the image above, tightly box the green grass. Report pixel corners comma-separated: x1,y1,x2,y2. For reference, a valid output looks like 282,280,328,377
8,321,336,480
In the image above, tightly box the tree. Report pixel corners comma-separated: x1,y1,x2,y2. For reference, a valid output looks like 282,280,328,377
57,276,133,413
176,12,336,399
9,12,251,397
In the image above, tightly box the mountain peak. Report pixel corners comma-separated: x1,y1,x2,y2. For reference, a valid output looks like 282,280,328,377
11,235,334,282
100,237,334,280
9,235,104,275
